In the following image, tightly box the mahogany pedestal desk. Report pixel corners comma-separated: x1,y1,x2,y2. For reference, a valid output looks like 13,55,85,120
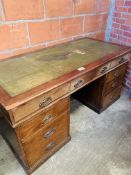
0,38,130,174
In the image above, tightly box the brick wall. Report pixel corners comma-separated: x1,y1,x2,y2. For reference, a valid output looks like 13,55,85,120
109,0,131,90
0,0,110,60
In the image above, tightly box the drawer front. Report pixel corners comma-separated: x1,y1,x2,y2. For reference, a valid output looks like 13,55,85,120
19,97,70,141
25,131,68,166
110,53,130,68
102,87,122,109
22,112,69,166
70,70,97,91
103,77,124,96
96,62,111,76
106,64,126,83
12,83,70,122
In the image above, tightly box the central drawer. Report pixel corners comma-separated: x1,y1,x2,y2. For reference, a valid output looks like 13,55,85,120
18,97,70,142
22,111,69,166
70,70,97,92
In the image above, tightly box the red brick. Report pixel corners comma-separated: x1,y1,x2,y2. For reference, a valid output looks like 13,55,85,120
115,0,125,7
110,33,118,38
114,17,125,24
28,20,59,44
118,35,128,42
95,31,106,40
113,12,122,18
122,13,131,19
110,37,123,45
125,19,131,26
120,24,130,31
123,31,131,38
0,23,28,51
127,38,131,44
117,29,123,35
45,0,73,17
84,15,102,33
60,17,83,38
74,0,95,14
101,14,108,29
111,28,118,34
125,0,131,6
112,22,120,28
3,0,44,20
128,8,131,12
0,12,2,21
116,7,128,12
88,31,106,41
96,0,110,12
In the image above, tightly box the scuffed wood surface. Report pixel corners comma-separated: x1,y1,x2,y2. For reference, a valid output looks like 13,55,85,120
0,38,123,96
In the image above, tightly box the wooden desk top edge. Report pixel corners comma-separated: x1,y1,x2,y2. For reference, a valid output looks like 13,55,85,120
0,37,130,110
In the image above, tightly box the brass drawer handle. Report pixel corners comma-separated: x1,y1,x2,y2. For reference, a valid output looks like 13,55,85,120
100,66,108,74
39,97,52,108
119,57,125,64
45,141,56,151
44,128,56,139
42,114,55,124
74,79,84,89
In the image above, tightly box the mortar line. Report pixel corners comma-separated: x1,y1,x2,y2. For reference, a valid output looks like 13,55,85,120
0,12,109,25
42,0,46,19
25,23,31,46
0,0,5,21
83,16,85,33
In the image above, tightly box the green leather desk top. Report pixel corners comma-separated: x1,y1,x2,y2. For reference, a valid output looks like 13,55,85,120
0,38,124,97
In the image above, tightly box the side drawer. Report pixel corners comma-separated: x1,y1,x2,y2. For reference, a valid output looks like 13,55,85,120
105,64,126,83
11,83,70,122
22,111,70,166
110,53,130,68
102,87,122,109
103,77,124,96
18,97,70,141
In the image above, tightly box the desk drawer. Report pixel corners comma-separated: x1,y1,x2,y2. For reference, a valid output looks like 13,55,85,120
103,77,124,96
102,87,121,109
110,53,130,68
96,62,111,76
25,131,68,166
105,64,126,83
70,71,96,91
22,112,69,166
12,83,70,122
18,97,70,141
